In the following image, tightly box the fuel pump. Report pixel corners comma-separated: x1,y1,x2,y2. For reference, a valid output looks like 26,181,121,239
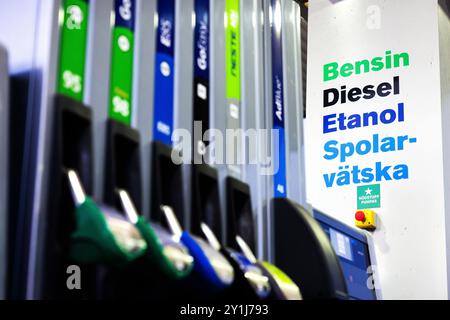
187,0,277,301
103,0,140,212
264,0,348,300
38,0,98,299
90,0,195,299
150,0,235,299
218,0,301,300
36,0,151,299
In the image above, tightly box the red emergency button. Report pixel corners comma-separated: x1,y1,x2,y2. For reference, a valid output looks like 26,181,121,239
355,211,366,222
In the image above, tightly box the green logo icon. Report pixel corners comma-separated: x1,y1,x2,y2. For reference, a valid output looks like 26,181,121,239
66,5,84,30
357,184,380,209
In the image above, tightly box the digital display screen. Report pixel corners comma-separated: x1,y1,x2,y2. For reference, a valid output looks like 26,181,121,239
319,221,376,300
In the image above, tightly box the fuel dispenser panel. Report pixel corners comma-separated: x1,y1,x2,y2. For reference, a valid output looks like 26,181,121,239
314,210,378,300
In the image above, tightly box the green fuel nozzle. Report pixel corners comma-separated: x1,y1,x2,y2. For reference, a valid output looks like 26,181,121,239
118,192,193,279
67,169,193,279
67,170,147,266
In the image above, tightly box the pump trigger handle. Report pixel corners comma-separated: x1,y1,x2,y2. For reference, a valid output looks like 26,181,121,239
200,223,222,251
160,205,183,239
116,188,140,224
236,235,258,264
67,169,87,207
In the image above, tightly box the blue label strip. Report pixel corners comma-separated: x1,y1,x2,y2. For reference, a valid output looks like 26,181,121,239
192,0,210,163
153,0,176,146
271,0,287,198
114,0,135,31
193,0,209,80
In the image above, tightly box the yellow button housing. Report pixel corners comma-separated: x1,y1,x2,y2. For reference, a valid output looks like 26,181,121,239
355,210,376,230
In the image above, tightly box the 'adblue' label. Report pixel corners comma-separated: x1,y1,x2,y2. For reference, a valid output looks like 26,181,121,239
270,0,287,198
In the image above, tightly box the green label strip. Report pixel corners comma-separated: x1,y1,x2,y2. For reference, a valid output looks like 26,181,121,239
108,25,135,125
225,0,241,100
57,0,89,102
225,0,242,176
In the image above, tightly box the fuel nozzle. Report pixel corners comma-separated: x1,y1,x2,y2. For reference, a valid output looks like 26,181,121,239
67,169,147,265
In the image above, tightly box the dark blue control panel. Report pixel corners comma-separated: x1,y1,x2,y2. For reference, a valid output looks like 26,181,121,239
314,210,377,300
